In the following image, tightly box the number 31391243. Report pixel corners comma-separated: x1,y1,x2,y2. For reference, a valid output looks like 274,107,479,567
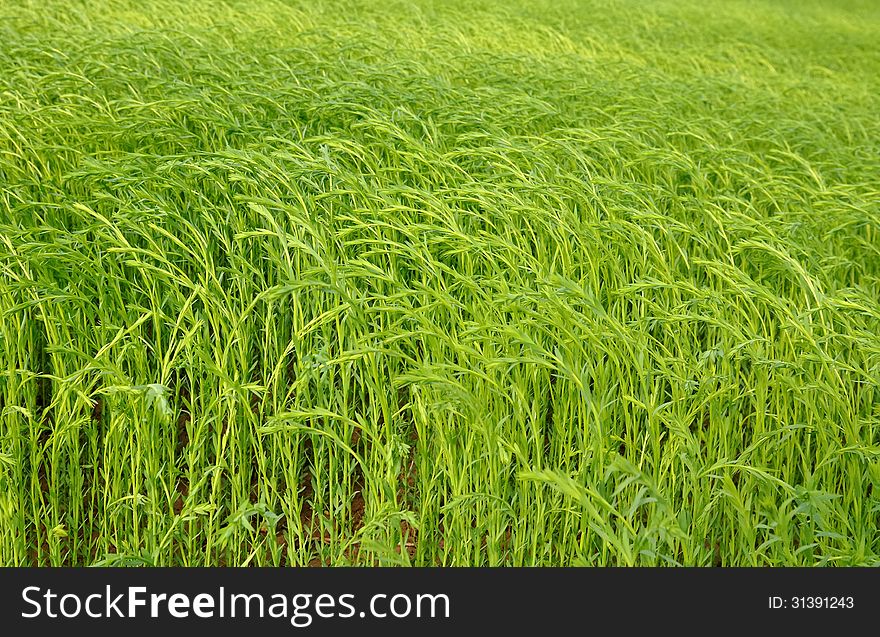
790,596,854,609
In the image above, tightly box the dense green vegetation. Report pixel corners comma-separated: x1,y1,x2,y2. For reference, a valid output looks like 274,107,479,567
1,0,878,566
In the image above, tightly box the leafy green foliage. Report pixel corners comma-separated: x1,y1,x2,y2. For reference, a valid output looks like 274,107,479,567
0,0,878,566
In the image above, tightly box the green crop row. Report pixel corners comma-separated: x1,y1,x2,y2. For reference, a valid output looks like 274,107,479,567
0,0,878,565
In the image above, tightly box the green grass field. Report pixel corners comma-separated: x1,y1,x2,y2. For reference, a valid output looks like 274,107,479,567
1,0,878,566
